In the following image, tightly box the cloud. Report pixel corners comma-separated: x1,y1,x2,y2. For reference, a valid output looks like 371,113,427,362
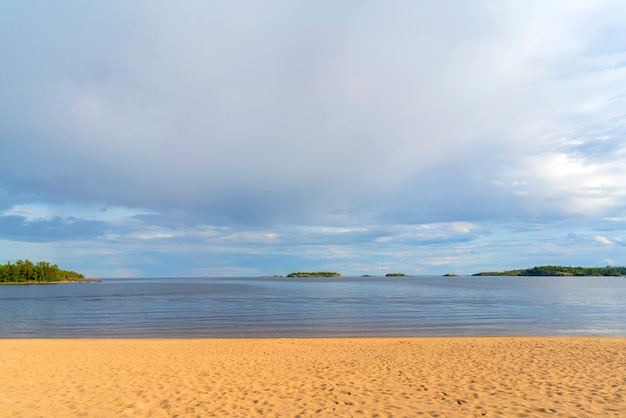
1,1,626,276
1,2,622,222
594,235,613,245
0,215,106,243
2,203,152,222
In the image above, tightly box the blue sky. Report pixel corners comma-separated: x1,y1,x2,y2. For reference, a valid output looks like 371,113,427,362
1,1,626,277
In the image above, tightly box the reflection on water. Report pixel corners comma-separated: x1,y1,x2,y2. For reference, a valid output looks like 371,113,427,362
1,276,625,337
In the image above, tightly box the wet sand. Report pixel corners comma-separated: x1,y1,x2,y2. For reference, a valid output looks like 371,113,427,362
1,337,625,417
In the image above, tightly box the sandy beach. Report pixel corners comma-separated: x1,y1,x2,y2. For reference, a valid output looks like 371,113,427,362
1,337,625,417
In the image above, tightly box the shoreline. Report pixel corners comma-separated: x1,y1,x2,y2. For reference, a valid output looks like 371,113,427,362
2,337,625,416
0,278,101,285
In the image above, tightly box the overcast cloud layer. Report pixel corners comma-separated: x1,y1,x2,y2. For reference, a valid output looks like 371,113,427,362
1,1,626,277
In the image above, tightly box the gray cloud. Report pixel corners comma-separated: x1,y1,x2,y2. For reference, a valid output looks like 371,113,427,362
0,215,106,242
1,1,626,275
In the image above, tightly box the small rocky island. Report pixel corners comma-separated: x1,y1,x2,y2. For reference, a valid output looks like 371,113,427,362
287,272,341,277
0,259,95,284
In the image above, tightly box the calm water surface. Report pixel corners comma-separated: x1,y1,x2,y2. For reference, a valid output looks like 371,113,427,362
1,276,625,337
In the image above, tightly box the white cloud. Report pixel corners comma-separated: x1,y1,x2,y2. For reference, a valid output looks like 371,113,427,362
594,235,613,245
427,257,464,267
450,222,477,234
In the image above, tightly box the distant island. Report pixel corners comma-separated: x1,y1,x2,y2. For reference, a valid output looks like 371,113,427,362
385,273,409,277
0,259,95,284
473,265,626,277
287,272,341,277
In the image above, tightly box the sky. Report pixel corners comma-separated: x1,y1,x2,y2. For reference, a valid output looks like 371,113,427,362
1,1,626,278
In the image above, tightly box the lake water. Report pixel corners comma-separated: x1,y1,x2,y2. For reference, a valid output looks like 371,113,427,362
1,276,626,338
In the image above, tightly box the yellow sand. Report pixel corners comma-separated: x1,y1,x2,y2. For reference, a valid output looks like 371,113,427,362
1,338,625,417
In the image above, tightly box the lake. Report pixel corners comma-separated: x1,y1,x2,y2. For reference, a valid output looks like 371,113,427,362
1,276,625,337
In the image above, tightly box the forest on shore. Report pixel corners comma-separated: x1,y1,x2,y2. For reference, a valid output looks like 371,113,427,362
0,260,86,283
473,265,626,276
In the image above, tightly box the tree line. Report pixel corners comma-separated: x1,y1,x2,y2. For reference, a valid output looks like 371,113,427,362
286,272,341,277
473,265,626,276
0,259,85,283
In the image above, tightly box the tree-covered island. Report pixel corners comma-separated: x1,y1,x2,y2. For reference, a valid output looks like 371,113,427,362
287,272,341,277
473,265,626,277
0,260,95,283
